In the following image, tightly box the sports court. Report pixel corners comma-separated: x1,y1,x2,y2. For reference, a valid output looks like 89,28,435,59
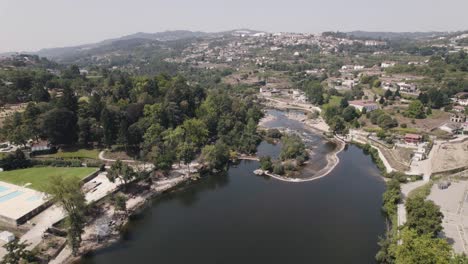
0,181,49,225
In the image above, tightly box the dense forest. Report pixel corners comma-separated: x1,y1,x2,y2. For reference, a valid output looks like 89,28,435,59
0,62,263,172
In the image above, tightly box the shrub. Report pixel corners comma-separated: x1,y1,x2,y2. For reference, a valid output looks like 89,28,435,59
272,163,285,175
284,161,296,171
266,129,282,139
259,156,273,171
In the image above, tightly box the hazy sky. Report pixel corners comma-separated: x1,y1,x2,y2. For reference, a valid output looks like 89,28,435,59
1,0,468,53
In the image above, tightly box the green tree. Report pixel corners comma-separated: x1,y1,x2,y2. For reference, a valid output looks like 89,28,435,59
340,97,349,108
259,156,273,171
179,118,209,148
272,162,285,175
382,179,401,217
41,108,78,145
342,106,358,122
30,84,50,102
100,107,116,147
384,89,393,99
107,160,136,189
405,100,426,119
1,240,35,264
377,114,398,129
77,118,92,146
59,87,78,113
395,228,451,264
329,116,346,134
280,134,308,161
406,196,443,237
451,254,468,264
111,194,127,213
304,81,324,105
177,142,197,176
201,141,230,172
46,176,87,256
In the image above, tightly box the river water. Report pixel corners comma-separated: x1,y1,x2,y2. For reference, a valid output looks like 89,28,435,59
81,110,386,264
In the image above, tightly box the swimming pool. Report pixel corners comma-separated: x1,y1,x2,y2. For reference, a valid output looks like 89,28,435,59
0,191,23,203
0,186,8,193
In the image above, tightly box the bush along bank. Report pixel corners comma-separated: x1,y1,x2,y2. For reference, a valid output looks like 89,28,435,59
375,179,401,263
352,141,422,182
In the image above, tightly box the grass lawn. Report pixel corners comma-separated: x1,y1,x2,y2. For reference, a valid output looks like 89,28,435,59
37,148,100,160
321,95,343,109
0,167,97,192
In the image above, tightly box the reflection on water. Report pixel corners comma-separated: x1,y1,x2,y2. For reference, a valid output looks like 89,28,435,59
81,146,386,264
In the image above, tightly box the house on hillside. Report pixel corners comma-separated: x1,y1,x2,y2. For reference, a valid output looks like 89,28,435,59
31,141,53,154
382,82,397,92
453,105,466,113
381,61,396,68
452,92,468,106
404,134,423,144
349,100,379,112
450,113,467,123
397,82,419,94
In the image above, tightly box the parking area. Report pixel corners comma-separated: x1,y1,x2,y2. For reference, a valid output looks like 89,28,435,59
428,180,468,254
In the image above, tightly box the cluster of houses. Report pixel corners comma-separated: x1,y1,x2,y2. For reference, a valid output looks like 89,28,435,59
169,30,394,67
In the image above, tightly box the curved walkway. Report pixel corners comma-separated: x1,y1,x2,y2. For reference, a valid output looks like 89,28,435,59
263,139,345,183
98,150,135,163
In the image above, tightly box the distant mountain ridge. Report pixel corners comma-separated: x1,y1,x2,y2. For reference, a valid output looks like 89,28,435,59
31,29,265,61
6,29,467,63
34,30,210,59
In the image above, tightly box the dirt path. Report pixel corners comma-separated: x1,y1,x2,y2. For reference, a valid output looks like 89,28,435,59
98,150,135,163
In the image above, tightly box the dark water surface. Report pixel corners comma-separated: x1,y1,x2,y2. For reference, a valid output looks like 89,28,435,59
81,144,386,264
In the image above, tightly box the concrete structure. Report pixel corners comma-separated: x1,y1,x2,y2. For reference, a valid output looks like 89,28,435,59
404,133,422,144
397,82,419,94
31,141,52,153
349,100,379,112
450,113,467,123
412,148,426,161
428,181,468,254
0,231,14,243
381,61,396,68
454,105,466,113
0,181,49,225
440,123,463,134
453,92,468,106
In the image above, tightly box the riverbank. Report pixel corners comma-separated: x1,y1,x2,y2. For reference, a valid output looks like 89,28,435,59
54,173,194,264
76,146,386,264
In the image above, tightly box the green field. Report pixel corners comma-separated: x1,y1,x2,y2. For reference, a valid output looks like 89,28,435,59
37,148,100,160
0,167,97,192
321,95,343,109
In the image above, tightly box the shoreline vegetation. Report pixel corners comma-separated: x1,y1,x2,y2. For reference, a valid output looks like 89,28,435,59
257,107,345,183
63,108,343,262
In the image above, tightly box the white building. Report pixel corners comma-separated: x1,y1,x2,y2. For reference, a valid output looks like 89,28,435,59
349,100,379,112
0,231,14,243
381,62,396,68
397,82,419,94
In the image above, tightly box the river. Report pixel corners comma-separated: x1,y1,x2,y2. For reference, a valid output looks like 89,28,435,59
81,110,386,264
